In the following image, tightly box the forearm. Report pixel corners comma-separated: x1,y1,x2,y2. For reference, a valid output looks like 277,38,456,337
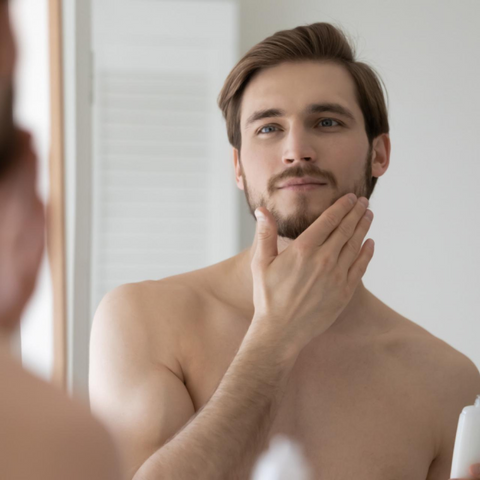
133,324,299,480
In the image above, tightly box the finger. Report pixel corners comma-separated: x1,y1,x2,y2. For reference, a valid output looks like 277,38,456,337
319,197,369,261
295,193,358,250
252,207,278,271
337,208,374,272
346,237,375,290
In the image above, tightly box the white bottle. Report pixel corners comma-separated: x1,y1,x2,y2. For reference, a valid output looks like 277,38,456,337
451,395,480,479
251,434,312,480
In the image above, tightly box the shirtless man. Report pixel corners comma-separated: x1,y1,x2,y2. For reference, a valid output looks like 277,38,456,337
0,1,123,478
89,22,480,480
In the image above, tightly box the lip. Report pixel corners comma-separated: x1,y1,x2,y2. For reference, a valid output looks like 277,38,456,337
281,184,326,191
278,177,327,188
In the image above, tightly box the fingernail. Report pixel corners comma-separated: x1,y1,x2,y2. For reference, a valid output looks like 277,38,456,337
347,193,357,204
255,209,266,222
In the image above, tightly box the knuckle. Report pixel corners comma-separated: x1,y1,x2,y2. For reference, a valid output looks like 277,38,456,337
322,212,338,230
294,241,311,256
331,268,344,285
319,253,335,270
346,238,359,255
337,221,353,238
257,230,274,241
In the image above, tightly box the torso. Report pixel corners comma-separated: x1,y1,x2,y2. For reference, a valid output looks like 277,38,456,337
143,258,465,480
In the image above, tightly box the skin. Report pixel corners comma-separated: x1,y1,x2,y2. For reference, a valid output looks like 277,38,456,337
90,58,480,480
0,3,123,478
235,60,377,242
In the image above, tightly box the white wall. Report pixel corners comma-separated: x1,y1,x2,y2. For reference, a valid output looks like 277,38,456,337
10,0,53,380
7,0,480,385
63,0,240,399
238,0,480,367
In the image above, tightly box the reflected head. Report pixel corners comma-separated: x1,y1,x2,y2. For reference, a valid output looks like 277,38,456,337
217,22,390,196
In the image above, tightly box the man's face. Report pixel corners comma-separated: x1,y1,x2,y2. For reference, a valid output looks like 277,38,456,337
234,60,378,240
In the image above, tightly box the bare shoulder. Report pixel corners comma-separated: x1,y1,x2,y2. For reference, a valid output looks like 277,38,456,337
387,320,480,479
0,351,122,480
388,317,480,390
385,316,480,458
92,276,206,379
385,317,480,394
97,276,206,328
97,277,204,324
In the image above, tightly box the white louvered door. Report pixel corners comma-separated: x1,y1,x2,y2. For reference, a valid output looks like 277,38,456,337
91,0,239,314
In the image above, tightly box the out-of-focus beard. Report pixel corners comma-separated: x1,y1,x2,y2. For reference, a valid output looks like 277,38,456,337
0,83,15,177
241,143,374,240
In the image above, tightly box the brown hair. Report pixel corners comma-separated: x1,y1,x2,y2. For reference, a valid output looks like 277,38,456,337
0,85,15,180
0,0,14,179
217,22,389,193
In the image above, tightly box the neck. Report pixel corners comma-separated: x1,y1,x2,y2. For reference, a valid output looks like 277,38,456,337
228,234,375,337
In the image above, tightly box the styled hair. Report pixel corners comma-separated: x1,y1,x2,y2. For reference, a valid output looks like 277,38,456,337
0,85,14,180
0,0,14,178
217,22,389,193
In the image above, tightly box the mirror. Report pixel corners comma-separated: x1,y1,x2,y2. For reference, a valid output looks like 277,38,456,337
5,1,480,479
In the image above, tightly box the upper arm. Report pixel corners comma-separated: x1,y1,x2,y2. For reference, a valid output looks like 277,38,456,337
89,283,196,479
426,351,480,480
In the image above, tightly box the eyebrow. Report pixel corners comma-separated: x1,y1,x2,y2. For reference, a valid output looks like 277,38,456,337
245,102,356,129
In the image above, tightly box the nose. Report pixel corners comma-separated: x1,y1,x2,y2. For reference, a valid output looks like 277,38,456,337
281,126,317,166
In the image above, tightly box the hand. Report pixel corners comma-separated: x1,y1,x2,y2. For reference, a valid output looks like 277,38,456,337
451,463,480,479
249,193,374,353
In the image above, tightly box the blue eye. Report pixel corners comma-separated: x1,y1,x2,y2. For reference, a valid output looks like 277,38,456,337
318,118,340,127
258,125,278,135
257,118,341,135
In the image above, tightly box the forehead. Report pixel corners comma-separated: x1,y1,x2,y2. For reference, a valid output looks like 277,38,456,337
240,60,363,129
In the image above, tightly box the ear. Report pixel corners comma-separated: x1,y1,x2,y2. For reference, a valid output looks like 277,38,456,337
371,133,391,179
233,147,244,190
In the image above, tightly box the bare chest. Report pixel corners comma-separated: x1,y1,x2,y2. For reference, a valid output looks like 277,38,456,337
182,307,436,480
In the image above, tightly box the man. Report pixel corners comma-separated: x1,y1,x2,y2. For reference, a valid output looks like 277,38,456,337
0,1,123,478
89,22,480,480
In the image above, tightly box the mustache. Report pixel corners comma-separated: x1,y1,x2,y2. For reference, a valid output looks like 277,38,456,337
0,83,16,176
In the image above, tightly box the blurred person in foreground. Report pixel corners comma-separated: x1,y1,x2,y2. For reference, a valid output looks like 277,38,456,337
0,1,123,478
89,21,480,480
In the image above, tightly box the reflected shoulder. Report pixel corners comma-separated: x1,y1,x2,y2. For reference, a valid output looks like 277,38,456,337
0,353,123,479
91,279,204,382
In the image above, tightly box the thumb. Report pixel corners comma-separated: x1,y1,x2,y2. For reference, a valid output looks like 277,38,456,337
253,207,278,267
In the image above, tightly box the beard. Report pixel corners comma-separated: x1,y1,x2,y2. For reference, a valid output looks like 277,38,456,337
241,143,375,240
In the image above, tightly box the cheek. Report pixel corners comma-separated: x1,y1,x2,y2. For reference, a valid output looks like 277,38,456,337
240,153,274,190
329,139,366,169
242,134,281,164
